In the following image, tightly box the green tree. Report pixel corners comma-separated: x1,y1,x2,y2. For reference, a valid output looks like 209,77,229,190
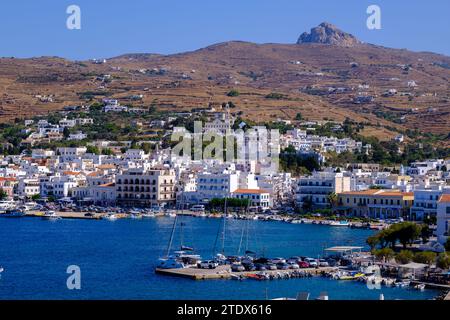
366,235,381,251
413,251,437,266
31,194,41,201
295,113,303,121
86,145,100,155
436,253,450,269
396,222,421,249
226,89,240,97
396,250,414,264
327,192,338,209
445,237,450,252
374,248,395,262
0,188,8,200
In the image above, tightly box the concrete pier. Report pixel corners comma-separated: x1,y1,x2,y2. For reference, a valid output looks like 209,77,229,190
155,265,336,280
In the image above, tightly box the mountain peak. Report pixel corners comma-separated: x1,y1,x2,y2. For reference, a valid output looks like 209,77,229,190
296,22,361,47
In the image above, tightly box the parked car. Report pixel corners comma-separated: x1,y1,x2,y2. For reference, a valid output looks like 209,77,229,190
197,260,218,269
270,257,286,264
276,262,290,270
242,263,256,271
231,263,245,272
288,262,300,269
265,263,277,270
304,258,318,267
255,263,267,271
298,261,310,268
318,259,329,267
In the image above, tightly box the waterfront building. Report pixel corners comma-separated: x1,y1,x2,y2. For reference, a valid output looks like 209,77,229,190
336,189,414,219
296,171,351,209
115,167,176,207
231,188,272,209
17,178,40,197
410,185,450,220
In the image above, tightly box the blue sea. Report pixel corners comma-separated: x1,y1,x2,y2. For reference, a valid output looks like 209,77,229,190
0,216,439,300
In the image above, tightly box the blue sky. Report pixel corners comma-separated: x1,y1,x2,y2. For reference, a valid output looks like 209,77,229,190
0,0,449,60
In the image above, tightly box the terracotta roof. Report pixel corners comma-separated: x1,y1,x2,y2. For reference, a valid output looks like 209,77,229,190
99,182,115,187
0,177,17,182
87,171,102,177
339,190,413,197
339,189,381,196
439,194,450,203
62,171,81,176
232,189,269,194
98,164,116,169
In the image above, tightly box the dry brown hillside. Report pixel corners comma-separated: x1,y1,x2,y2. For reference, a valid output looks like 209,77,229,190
0,23,449,139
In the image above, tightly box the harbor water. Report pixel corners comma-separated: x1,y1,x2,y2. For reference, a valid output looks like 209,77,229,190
0,216,439,300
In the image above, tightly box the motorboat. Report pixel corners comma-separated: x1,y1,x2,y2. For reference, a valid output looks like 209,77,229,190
105,214,118,221
394,280,411,288
329,220,350,227
42,211,61,220
414,284,426,291
0,209,26,218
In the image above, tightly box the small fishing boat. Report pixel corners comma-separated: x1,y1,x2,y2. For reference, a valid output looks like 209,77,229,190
394,280,411,288
329,220,349,227
0,266,4,273
414,284,426,291
247,273,266,281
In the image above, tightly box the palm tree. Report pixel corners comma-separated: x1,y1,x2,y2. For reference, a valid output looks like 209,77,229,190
327,192,338,209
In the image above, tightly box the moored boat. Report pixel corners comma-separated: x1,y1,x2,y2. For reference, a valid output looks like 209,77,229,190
0,209,25,218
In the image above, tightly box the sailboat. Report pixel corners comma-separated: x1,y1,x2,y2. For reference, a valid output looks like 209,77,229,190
156,197,201,269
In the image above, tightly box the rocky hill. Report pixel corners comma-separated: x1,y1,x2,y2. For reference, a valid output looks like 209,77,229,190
0,22,448,140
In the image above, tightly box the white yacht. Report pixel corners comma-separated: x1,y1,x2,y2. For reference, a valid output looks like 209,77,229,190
42,211,61,220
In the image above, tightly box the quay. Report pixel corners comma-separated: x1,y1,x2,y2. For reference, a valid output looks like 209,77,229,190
410,280,450,291
155,265,337,280
25,210,103,219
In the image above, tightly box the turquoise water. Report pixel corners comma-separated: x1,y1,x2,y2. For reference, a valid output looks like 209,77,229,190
0,216,439,300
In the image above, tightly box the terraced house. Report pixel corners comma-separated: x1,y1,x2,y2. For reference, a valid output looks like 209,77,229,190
336,189,414,219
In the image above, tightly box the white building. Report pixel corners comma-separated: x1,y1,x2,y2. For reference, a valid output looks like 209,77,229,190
68,131,88,141
231,189,272,209
437,195,450,245
296,171,351,208
410,185,450,220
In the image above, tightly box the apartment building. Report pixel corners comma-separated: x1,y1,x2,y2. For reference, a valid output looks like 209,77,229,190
296,171,351,208
115,168,176,207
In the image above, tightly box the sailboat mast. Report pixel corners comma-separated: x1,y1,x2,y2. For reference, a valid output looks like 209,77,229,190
166,214,177,258
221,196,227,254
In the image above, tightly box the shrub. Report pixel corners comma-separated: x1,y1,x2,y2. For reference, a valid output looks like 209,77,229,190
413,251,437,265
226,89,240,97
374,248,395,262
396,250,414,264
436,253,450,269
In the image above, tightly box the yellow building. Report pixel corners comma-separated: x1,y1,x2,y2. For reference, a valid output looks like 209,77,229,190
336,189,414,219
